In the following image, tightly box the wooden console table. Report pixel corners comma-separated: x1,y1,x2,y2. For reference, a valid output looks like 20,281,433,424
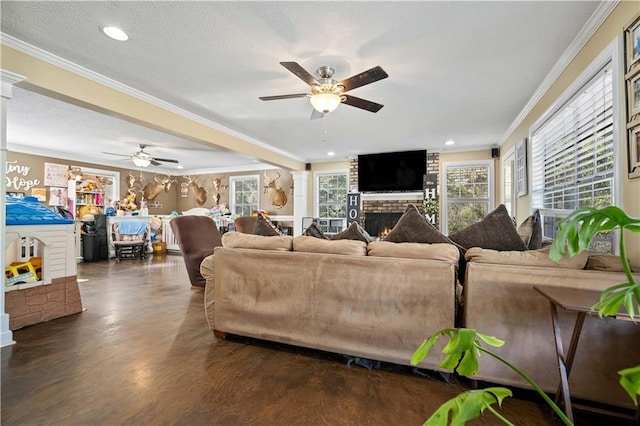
533,285,638,423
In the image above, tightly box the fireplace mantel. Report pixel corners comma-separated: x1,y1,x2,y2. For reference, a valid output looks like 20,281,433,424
361,192,423,201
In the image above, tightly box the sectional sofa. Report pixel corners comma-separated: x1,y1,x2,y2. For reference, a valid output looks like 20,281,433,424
201,202,639,411
201,232,460,371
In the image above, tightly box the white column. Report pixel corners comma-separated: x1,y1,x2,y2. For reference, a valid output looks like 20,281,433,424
290,171,309,236
1,70,26,347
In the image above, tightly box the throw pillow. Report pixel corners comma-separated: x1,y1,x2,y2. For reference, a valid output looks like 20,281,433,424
329,221,373,243
385,204,453,244
449,204,528,251
303,222,329,239
252,213,283,236
517,210,542,250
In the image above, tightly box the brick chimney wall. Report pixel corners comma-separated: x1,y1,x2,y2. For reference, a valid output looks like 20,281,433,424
349,152,440,228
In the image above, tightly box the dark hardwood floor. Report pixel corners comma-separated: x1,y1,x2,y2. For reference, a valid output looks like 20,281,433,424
0,255,631,425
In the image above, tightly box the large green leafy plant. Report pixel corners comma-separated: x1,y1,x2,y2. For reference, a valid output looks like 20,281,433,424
411,206,640,425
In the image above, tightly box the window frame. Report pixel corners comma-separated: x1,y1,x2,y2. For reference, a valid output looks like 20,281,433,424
528,36,623,248
502,147,516,219
229,174,260,216
441,159,495,235
313,169,348,220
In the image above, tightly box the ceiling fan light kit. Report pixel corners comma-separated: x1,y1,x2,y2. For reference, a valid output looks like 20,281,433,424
310,93,342,113
132,157,151,168
103,144,179,168
260,62,388,116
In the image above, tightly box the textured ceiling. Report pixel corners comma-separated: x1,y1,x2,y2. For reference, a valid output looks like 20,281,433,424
1,1,602,174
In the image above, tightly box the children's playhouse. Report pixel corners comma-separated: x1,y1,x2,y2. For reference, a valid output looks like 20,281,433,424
4,197,83,330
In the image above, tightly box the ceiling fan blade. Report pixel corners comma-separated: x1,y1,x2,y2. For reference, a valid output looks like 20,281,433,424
153,157,179,164
102,151,131,157
339,66,388,92
259,93,308,101
310,108,324,120
150,160,161,166
342,95,384,113
280,62,319,86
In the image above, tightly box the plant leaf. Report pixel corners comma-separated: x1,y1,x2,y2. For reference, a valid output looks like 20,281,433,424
619,365,640,405
411,334,441,366
549,206,640,263
476,332,505,348
424,388,513,426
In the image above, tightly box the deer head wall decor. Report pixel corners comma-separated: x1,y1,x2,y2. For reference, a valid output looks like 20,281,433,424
263,171,287,209
141,175,177,201
184,175,208,205
212,177,229,205
126,171,137,188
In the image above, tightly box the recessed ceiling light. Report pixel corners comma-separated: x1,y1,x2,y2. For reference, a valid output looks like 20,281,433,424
445,140,456,146
176,164,184,169
102,26,129,41
327,151,335,156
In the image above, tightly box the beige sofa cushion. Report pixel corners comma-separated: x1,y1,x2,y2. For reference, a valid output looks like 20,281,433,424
293,235,367,256
586,254,630,272
222,232,292,251
465,247,588,269
368,241,459,262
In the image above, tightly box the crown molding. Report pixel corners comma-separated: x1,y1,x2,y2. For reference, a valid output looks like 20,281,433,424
1,69,26,98
498,0,619,146
0,33,305,163
7,143,276,176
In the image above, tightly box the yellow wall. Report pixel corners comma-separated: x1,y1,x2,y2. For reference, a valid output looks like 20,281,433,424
500,2,640,265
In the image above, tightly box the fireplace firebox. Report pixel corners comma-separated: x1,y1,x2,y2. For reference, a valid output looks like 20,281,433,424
364,213,403,238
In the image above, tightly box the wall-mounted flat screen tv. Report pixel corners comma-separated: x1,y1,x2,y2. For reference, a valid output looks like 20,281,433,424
357,149,426,192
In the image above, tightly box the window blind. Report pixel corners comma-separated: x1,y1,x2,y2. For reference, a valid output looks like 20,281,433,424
531,64,614,213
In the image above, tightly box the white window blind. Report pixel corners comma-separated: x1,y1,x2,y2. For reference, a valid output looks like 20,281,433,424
531,64,614,213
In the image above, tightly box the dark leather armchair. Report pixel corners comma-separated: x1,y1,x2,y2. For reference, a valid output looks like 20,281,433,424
169,215,222,288
234,216,258,234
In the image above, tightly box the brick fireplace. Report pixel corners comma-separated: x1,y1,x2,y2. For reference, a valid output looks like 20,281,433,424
349,153,440,233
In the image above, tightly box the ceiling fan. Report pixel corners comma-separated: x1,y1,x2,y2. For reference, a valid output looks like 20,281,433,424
259,62,388,118
102,144,179,168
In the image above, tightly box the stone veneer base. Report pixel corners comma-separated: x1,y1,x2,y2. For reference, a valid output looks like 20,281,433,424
5,276,83,330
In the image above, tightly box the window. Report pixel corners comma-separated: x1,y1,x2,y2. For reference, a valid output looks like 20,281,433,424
530,38,620,252
315,171,347,233
502,149,516,218
442,161,494,234
229,175,259,216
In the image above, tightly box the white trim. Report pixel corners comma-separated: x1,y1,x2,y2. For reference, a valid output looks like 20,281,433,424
501,147,516,218
441,159,495,234
361,192,424,201
499,1,618,146
7,143,277,177
1,69,26,98
1,34,305,164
